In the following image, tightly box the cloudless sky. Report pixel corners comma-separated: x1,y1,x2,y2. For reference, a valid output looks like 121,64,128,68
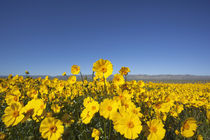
0,0,210,76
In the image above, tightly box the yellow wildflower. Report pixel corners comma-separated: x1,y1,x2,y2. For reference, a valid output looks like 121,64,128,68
197,134,203,140
113,74,125,86
62,72,66,76
39,117,64,140
113,110,142,139
181,118,197,138
92,128,100,140
99,98,118,120
25,70,29,74
86,100,99,115
68,76,76,84
71,65,80,75
0,131,6,140
5,88,21,105
51,104,61,113
80,108,94,124
93,59,113,78
83,97,94,107
27,88,38,99
2,102,24,127
119,67,130,76
175,130,179,135
20,99,41,122
147,119,166,140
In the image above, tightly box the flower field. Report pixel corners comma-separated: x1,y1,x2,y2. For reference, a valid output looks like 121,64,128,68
0,59,209,140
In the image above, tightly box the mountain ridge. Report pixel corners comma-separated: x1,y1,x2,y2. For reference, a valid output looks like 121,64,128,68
1,74,210,82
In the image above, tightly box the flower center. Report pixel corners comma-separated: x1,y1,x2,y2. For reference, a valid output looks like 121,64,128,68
117,78,121,82
92,106,96,110
127,121,134,128
40,104,44,109
183,123,190,130
124,104,129,109
13,111,19,117
26,109,34,116
150,126,157,133
133,109,138,114
166,97,170,102
14,96,18,101
50,126,57,133
107,106,112,111
155,103,161,109
101,67,107,73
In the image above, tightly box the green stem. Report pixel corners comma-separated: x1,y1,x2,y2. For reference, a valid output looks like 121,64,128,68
103,74,107,96
80,72,84,83
109,120,112,139
104,119,107,140
92,71,95,81
83,125,88,140
85,128,88,140
32,120,37,139
124,75,127,82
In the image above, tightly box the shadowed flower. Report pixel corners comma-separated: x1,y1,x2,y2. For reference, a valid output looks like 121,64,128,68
62,72,66,76
181,118,197,138
25,70,29,75
0,131,6,140
2,102,24,127
80,108,94,124
119,67,130,76
92,128,100,140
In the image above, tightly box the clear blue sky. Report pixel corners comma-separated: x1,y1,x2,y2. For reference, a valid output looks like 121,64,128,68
0,0,210,76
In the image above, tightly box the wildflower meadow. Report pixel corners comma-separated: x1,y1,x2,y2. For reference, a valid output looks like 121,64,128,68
0,59,209,140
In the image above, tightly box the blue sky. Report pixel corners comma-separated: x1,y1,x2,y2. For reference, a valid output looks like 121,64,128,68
0,0,210,76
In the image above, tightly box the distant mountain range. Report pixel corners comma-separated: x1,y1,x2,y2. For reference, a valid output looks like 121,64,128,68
1,74,210,83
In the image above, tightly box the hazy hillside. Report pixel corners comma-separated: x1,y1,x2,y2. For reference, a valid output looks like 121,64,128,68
1,75,210,83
